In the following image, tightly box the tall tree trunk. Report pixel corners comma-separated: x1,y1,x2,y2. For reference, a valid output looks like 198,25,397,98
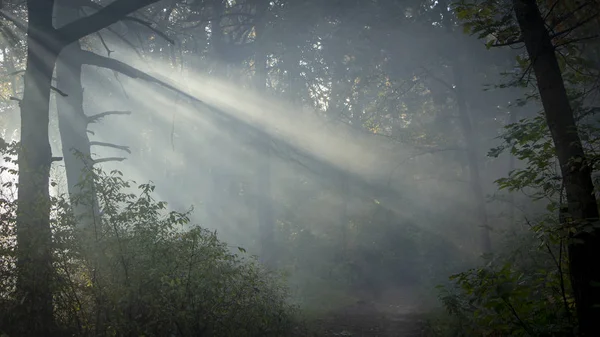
254,0,276,268
15,1,163,335
55,0,99,231
326,60,350,255
508,110,517,228
512,1,600,335
452,58,492,254
15,1,61,335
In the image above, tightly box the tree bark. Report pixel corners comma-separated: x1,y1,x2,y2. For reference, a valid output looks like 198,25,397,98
512,1,600,335
14,1,163,335
55,0,99,231
15,1,61,336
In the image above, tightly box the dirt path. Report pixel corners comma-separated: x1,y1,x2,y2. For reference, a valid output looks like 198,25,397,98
312,288,427,337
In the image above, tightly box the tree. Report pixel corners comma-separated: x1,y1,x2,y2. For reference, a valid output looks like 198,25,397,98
511,1,600,335
13,1,167,335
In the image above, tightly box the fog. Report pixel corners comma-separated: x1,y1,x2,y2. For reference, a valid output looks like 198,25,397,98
0,1,564,335
44,36,542,298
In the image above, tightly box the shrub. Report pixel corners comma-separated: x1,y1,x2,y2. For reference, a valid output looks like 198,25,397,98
0,143,298,336
428,221,576,337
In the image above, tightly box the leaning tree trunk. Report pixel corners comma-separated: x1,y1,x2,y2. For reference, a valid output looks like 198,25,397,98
15,1,61,336
512,1,600,335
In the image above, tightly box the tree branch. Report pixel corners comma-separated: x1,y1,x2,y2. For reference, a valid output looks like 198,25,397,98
95,31,113,56
51,85,68,97
90,141,131,154
87,110,131,124
58,0,162,44
122,16,175,45
491,38,524,47
79,2,174,45
555,34,600,48
76,49,204,104
550,13,599,40
93,157,126,164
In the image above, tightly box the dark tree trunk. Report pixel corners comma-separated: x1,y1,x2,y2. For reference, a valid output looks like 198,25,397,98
512,1,600,335
15,1,165,335
15,1,61,336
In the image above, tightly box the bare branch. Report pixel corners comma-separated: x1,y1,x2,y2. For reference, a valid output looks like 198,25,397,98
555,34,600,48
122,16,175,45
93,157,126,164
76,50,204,104
90,141,131,154
58,0,163,45
548,2,593,31
491,38,524,47
87,110,132,124
95,31,113,57
51,85,68,97
77,0,174,44
550,13,599,40
105,26,144,59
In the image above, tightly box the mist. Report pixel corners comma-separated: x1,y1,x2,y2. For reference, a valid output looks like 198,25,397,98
2,0,596,336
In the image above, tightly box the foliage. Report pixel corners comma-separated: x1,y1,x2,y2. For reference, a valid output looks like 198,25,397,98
434,2,600,336
0,145,298,337
432,222,576,336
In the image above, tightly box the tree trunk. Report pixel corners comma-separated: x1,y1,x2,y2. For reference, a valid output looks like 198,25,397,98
452,58,492,254
15,1,163,335
508,110,517,228
55,0,99,231
512,1,600,335
15,1,61,336
253,0,277,268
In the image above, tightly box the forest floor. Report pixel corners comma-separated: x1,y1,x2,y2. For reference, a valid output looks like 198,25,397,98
310,287,428,337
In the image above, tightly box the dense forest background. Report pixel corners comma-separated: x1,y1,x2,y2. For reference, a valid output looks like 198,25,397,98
0,0,599,336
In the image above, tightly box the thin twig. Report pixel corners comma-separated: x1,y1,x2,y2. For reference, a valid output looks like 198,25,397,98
90,141,131,154
92,157,126,164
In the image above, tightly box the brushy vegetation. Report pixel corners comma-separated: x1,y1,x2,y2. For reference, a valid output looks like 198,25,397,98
0,141,298,337
427,224,576,336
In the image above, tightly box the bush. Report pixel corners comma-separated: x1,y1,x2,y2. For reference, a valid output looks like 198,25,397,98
0,143,298,336
427,220,576,337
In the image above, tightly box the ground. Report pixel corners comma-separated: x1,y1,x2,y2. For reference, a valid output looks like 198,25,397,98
312,287,427,337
